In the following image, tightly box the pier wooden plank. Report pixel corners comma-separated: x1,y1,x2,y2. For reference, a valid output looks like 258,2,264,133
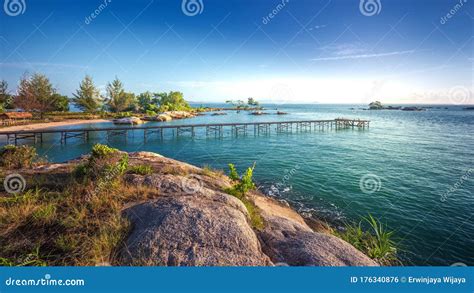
0,119,370,145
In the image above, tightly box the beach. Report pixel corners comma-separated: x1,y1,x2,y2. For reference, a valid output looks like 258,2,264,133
0,119,110,132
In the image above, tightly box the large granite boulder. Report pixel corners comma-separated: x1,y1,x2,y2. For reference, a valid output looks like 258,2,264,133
119,187,272,266
258,215,378,266
118,153,378,267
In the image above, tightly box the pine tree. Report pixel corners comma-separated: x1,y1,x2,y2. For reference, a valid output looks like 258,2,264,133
72,75,102,113
15,73,57,118
106,77,135,112
0,80,13,110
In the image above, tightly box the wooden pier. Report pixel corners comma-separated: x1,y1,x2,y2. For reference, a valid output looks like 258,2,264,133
0,118,369,145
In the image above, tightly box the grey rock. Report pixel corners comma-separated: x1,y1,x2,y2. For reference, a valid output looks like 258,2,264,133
258,216,378,266
120,188,272,266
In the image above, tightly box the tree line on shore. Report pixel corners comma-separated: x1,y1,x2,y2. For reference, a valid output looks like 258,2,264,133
0,73,191,117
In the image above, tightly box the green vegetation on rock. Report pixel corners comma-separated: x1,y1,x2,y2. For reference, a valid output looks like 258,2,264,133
225,163,264,230
336,214,399,265
127,164,153,175
0,145,38,169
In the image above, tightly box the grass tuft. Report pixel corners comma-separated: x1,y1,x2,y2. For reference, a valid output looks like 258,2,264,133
336,214,399,265
224,163,264,230
0,145,38,169
0,144,158,266
200,164,224,178
127,164,153,175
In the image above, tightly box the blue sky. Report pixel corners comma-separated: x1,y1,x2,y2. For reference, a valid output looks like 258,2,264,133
0,0,472,104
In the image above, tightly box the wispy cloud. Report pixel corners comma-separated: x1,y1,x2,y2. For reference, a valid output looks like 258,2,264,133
311,50,417,61
319,42,368,56
0,62,89,69
308,24,327,31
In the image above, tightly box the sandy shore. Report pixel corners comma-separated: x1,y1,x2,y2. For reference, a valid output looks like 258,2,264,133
0,119,111,132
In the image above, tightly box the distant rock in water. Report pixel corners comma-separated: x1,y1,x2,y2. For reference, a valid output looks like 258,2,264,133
464,107,474,111
401,107,425,111
250,111,269,115
368,101,384,110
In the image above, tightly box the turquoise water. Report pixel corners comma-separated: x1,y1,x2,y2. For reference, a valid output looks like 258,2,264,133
6,104,474,266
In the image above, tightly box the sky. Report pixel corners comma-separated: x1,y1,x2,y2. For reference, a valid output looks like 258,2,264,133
0,0,473,104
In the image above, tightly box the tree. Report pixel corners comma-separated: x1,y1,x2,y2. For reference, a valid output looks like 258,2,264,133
236,100,245,109
137,91,160,113
156,91,190,112
15,73,58,117
247,97,259,106
106,77,135,112
0,80,13,111
369,101,383,110
51,93,70,112
72,75,102,113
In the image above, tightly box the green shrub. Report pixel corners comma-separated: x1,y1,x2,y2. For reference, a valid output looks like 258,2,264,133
76,144,128,189
145,110,157,116
0,145,38,169
228,163,256,196
127,164,153,175
224,163,263,230
91,144,118,159
228,163,239,181
336,214,399,265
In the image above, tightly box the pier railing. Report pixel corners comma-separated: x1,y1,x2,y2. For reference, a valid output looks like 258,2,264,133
0,118,370,145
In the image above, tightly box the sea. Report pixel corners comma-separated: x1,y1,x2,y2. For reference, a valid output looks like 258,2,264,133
6,103,473,266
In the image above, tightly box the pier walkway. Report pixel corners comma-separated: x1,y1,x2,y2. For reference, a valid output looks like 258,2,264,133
0,118,370,145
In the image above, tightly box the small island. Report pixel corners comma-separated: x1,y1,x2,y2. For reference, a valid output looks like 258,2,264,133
368,101,425,111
